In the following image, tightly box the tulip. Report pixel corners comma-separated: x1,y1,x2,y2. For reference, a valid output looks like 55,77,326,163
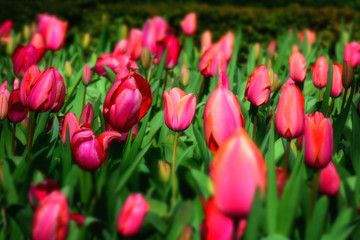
156,35,182,69
219,32,234,62
12,45,39,77
158,160,170,182
61,112,79,145
304,112,333,169
199,44,227,77
0,81,10,120
268,68,279,92
181,13,197,36
343,42,360,68
267,39,276,56
245,65,271,106
20,65,65,112
201,30,212,53
7,89,29,123
117,193,150,237
204,84,245,152
342,61,354,89
142,16,169,54
38,14,68,51
218,71,230,89
28,179,59,207
213,128,266,219
127,29,143,60
312,56,328,88
114,39,128,55
79,103,94,126
70,213,85,227
115,125,138,142
82,33,91,48
331,64,343,98
0,20,13,45
319,162,340,196
275,167,290,197
71,124,121,171
254,43,261,60
180,64,190,86
289,51,306,82
94,53,138,80
298,29,316,45
32,191,69,240
103,72,152,132
64,61,72,78
140,47,151,69
163,88,196,131
82,63,92,86
13,78,19,90
275,82,304,139
30,33,46,60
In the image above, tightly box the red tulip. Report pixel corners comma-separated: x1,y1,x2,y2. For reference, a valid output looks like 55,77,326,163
289,51,306,82
181,13,197,36
0,20,13,45
163,88,196,131
275,167,289,197
156,35,182,69
298,29,316,45
245,65,271,106
32,191,69,240
0,81,9,120
38,14,68,51
20,65,65,112
30,33,46,60
79,103,94,126
275,82,304,139
312,56,328,88
70,213,85,227
103,72,152,132
28,179,59,208
117,193,150,237
204,84,245,152
213,128,266,219
82,63,92,86
318,162,340,196
304,112,333,169
344,42,360,68
331,63,343,98
61,112,79,145
267,39,276,56
94,53,138,80
201,30,212,53
142,17,170,54
71,124,121,171
12,44,39,77
7,89,29,123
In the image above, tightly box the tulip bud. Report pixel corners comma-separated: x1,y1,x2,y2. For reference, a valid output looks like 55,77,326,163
289,51,306,82
121,24,128,39
312,56,328,88
32,191,70,240
298,29,316,45
94,53,138,80
6,35,14,55
156,35,182,69
82,33,91,48
213,128,266,219
254,43,261,60
23,25,30,41
342,61,354,89
268,68,279,92
267,40,276,56
30,33,46,60
79,103,94,126
180,64,190,86
304,112,333,169
276,167,289,197
70,213,85,227
163,88,196,131
7,89,28,123
61,112,79,145
245,65,271,106
82,63,92,86
201,30,212,53
181,13,197,36
318,162,340,196
158,160,170,182
64,61,72,78
13,78,19,90
117,194,150,237
331,63,343,98
140,47,151,69
179,225,193,240
0,81,10,120
28,179,59,208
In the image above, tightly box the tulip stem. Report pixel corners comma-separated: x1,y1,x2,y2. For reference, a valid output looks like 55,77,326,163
340,88,349,112
91,172,98,204
251,105,258,141
160,70,169,109
26,112,36,167
82,86,87,110
197,75,205,102
282,139,291,188
11,124,16,156
308,170,320,222
232,218,240,240
171,132,179,206
319,89,323,102
326,97,334,118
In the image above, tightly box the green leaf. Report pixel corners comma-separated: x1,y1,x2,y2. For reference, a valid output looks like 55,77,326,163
305,196,329,240
192,121,210,172
244,189,263,240
320,60,333,115
165,201,194,240
190,169,213,199
227,29,242,91
102,65,116,83
322,209,360,240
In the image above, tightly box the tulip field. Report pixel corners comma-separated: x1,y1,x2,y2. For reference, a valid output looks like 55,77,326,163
1,10,360,240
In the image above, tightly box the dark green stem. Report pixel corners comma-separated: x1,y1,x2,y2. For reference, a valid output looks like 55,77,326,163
308,171,320,222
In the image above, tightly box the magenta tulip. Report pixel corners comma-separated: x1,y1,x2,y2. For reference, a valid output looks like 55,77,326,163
142,16,169,54
289,51,306,82
0,20,13,45
79,103,94,126
331,63,343,98
181,13,197,36
61,112,79,145
12,44,39,77
127,29,143,60
201,30,212,53
7,89,28,123
38,14,68,51
28,179,59,208
94,53,138,80
156,35,182,69
312,56,328,88
30,33,46,60
319,162,340,196
298,29,316,45
344,42,360,68
0,81,9,120
245,65,271,106
82,63,92,86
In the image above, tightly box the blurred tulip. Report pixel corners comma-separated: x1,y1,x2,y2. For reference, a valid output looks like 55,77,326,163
13,78,19,90
254,43,261,60
163,88,196,131
32,191,69,240
199,44,227,77
180,64,190,86
20,65,65,112
245,65,271,106
116,125,138,142
219,32,234,61
12,44,39,77
289,51,306,82
213,128,266,219
312,56,328,88
142,16,169,54
127,29,143,60
80,103,94,126
38,14,68,51
82,63,92,86
201,30,212,53
342,61,354,89
298,29,316,45
103,72,152,132
23,25,31,41
64,61,72,78
71,124,121,171
30,33,46,60
276,167,289,197
5,35,14,55
0,81,9,120
275,81,304,139
304,112,333,169
61,112,79,145
204,84,245,152
82,33,91,48
7,89,29,123
28,179,59,208
179,225,193,240
70,213,85,227
319,162,340,196
94,53,138,80
0,20,13,45
156,35,182,69
268,68,279,92
267,39,276,56
158,160,171,182
181,13,197,36
117,193,150,237
140,47,151,69
344,41,360,68
218,71,230,89
331,63,343,98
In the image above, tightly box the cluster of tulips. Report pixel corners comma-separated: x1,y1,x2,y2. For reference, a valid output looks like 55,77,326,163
1,10,360,240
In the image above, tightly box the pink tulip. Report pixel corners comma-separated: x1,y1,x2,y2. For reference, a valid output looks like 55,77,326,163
199,44,227,77
201,30,212,53
7,89,28,123
289,51,306,82
117,125,138,142
163,88,196,131
0,81,10,120
13,78,19,90
204,84,245,152
113,39,128,55
298,29,316,45
117,193,150,237
79,103,94,126
267,40,276,56
276,167,290,197
127,29,143,60
32,191,69,240
219,32,234,61
142,16,170,54
275,81,304,139
94,53,138,80
218,71,229,89
312,56,328,88
331,63,343,98
71,124,121,171
245,65,271,106
181,13,197,36
344,41,360,68
61,112,79,145
319,162,340,196
156,35,182,69
28,179,59,208
0,20,13,45
30,33,46,60
82,63,92,86
304,112,333,169
38,14,68,51
12,44,39,77
213,128,266,219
